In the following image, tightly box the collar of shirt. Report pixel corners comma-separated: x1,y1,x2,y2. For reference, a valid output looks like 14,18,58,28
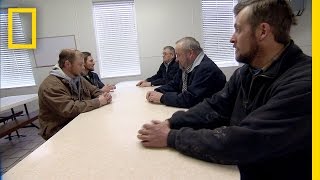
168,59,174,65
261,43,290,72
164,60,172,68
187,51,204,73
249,66,263,76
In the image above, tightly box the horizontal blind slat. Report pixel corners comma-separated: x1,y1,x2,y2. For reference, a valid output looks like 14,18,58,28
93,0,141,78
0,10,35,89
202,0,238,67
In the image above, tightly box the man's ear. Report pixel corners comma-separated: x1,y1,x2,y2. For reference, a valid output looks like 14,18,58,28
256,23,271,41
64,60,71,68
189,49,194,59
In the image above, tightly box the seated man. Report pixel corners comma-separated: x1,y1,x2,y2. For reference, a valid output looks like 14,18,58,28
146,37,226,108
38,49,112,140
138,1,311,179
136,46,179,87
82,52,115,92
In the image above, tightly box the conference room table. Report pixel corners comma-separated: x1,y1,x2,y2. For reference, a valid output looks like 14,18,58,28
3,81,239,179
0,94,39,139
0,94,38,113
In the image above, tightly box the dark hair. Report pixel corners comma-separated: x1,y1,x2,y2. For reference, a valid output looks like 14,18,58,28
58,49,83,68
234,0,296,44
82,52,91,63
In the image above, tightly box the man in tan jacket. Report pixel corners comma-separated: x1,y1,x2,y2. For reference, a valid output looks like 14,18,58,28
38,49,112,140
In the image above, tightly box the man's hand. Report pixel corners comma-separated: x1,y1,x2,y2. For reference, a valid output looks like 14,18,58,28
101,84,116,93
137,120,170,148
106,93,112,104
139,82,152,87
146,91,163,104
136,80,146,86
98,92,112,106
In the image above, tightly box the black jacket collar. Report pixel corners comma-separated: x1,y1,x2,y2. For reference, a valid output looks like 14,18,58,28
241,40,304,79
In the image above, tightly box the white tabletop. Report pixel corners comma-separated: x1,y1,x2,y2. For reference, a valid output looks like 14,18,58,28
3,81,239,180
0,94,38,112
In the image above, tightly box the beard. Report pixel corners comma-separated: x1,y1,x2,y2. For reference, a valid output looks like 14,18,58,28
85,66,94,71
89,65,95,71
235,37,259,65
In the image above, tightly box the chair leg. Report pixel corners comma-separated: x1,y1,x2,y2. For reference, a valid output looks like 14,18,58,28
2,121,12,140
15,130,21,138
8,133,12,141
11,108,21,138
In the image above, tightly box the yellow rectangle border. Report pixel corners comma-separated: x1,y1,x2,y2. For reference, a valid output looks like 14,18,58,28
8,8,36,49
313,1,319,180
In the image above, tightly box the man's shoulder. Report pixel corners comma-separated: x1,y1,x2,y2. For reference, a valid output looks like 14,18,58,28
199,55,218,68
80,76,95,86
170,61,179,67
280,42,311,78
38,75,67,95
40,75,62,88
158,63,165,69
273,44,311,84
196,55,223,74
278,56,311,85
90,71,100,77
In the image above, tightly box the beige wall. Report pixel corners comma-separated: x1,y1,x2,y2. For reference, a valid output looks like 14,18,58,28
0,0,311,111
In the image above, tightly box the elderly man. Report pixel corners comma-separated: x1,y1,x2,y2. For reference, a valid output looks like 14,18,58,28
138,0,311,180
146,37,226,108
136,46,179,87
38,49,112,140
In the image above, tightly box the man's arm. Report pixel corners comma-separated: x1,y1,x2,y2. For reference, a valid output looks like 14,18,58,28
150,78,165,86
81,77,102,98
166,62,180,83
93,73,105,89
168,69,239,129
151,62,180,86
159,65,226,108
42,86,101,119
155,70,182,93
167,79,311,165
146,64,165,85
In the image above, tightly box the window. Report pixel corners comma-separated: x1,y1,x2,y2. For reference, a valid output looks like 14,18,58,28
202,0,238,67
0,10,36,89
93,0,141,78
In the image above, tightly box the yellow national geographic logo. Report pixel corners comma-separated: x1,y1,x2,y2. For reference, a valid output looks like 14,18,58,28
8,8,37,49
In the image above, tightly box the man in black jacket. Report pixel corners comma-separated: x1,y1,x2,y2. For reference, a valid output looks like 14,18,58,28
82,52,115,92
138,1,311,180
137,46,179,87
146,37,226,108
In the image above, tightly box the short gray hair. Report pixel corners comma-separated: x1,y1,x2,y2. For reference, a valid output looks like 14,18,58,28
163,46,175,56
176,37,203,53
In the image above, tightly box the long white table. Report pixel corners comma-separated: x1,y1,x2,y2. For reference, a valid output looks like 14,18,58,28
3,81,239,179
0,94,38,113
0,94,39,139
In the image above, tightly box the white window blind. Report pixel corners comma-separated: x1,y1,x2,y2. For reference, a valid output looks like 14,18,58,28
0,10,36,89
202,0,239,67
93,0,141,78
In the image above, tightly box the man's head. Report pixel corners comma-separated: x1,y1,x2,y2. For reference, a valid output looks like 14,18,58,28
58,49,84,77
175,37,203,70
162,46,175,64
82,52,95,71
230,0,296,64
